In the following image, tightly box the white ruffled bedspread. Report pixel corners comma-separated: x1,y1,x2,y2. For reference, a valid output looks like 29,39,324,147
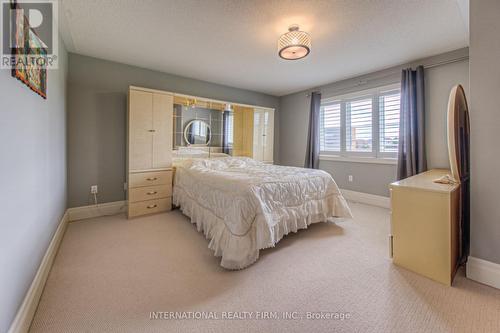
173,157,352,269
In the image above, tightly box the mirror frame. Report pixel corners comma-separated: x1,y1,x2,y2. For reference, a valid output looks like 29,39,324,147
183,119,212,146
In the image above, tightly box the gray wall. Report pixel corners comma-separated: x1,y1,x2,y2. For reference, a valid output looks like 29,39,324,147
425,59,470,169
470,1,500,265
279,48,469,197
67,54,279,208
0,39,68,332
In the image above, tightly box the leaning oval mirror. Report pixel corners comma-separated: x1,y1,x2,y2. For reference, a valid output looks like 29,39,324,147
184,120,211,145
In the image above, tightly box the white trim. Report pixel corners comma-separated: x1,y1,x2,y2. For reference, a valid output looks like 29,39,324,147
322,83,400,103
173,92,275,112
7,211,69,333
67,201,127,222
320,154,397,165
341,189,390,208
466,256,500,290
7,200,129,332
129,86,275,111
129,85,174,95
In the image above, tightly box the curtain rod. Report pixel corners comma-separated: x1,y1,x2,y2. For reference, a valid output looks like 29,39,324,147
423,55,469,69
306,55,469,97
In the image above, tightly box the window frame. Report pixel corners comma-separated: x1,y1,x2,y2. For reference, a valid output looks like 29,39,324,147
319,83,400,161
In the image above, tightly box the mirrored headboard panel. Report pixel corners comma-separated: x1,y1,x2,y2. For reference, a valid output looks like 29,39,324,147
171,94,274,163
173,104,224,152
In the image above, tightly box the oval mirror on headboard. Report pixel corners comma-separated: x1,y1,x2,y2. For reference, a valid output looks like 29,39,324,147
184,120,211,145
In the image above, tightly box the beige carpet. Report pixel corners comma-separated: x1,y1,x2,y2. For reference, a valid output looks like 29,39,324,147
30,202,500,333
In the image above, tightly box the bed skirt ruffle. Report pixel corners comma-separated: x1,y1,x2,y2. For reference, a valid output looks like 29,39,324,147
173,185,352,270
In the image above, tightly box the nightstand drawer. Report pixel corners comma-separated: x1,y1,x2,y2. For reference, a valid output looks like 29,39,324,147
129,170,172,188
128,198,171,218
129,185,171,203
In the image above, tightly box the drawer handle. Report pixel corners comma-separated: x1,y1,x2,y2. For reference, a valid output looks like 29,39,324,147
146,191,158,195
147,204,157,209
146,177,158,181
148,129,156,132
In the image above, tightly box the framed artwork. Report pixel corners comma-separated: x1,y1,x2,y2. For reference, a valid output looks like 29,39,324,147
10,0,48,99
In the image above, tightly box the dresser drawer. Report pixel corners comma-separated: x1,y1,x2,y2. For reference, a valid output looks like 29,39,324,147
129,170,172,188
129,184,171,203
128,198,172,218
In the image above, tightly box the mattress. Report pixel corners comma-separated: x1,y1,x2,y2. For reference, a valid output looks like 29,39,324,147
173,157,352,269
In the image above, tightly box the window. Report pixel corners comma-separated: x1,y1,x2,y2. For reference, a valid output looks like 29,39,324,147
346,98,372,152
319,102,341,152
319,84,400,160
379,91,400,154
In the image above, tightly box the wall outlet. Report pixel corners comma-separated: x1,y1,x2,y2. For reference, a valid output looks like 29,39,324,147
348,175,354,183
90,185,98,194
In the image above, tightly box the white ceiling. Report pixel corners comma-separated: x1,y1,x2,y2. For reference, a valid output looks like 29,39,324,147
59,0,469,96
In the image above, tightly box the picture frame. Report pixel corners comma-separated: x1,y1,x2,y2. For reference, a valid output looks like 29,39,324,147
10,0,48,99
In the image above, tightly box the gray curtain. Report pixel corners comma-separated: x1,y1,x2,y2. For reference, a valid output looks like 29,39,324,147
397,66,426,180
305,92,321,169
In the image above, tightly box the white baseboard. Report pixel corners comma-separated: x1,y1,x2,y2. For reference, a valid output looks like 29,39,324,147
7,211,69,333
67,200,127,222
466,256,500,290
341,189,390,209
8,200,128,332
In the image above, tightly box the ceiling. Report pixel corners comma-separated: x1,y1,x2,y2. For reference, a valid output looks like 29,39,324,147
59,0,469,96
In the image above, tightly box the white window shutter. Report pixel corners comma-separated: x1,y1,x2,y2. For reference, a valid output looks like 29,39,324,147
346,98,373,152
320,103,341,152
379,92,400,154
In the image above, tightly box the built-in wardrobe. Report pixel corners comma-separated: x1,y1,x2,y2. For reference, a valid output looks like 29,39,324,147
231,106,275,162
127,86,275,218
127,87,174,218
252,108,274,163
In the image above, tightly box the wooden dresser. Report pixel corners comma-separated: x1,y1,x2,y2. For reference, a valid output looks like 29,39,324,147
127,86,173,218
389,169,460,285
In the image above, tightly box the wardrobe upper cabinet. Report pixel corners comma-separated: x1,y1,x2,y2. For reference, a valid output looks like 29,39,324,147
152,93,173,168
128,88,173,171
129,89,153,171
253,108,274,163
262,109,274,163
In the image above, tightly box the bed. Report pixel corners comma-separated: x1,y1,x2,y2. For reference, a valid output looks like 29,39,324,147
172,156,352,269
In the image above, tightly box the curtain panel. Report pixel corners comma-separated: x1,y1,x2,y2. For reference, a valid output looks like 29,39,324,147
397,66,427,180
305,92,321,169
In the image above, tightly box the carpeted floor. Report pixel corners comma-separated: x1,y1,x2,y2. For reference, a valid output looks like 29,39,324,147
30,202,500,333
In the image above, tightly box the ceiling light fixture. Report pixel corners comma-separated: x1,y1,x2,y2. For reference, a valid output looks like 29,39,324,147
278,24,311,60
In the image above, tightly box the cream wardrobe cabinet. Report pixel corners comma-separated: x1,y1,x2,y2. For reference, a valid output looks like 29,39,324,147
252,108,274,164
127,86,173,218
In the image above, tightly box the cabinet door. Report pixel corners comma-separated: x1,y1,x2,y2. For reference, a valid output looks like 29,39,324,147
233,106,254,157
262,109,274,163
253,110,264,161
129,90,153,170
152,93,173,168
